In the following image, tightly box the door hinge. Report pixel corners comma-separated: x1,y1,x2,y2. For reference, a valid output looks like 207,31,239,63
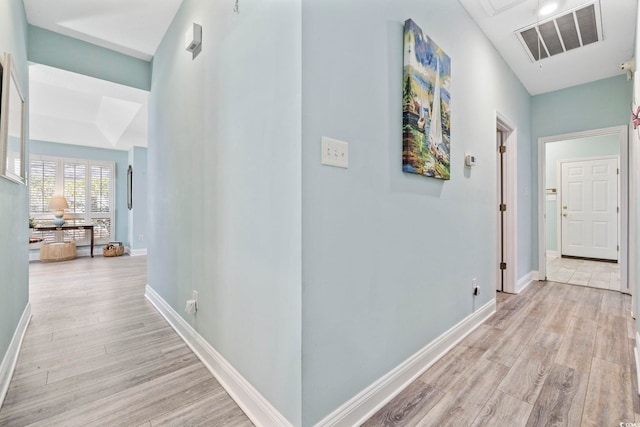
500,262,507,270
499,146,506,154
617,207,620,213
617,168,620,175
618,245,620,251
499,204,507,212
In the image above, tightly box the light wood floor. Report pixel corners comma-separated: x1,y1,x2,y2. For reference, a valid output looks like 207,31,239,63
2,258,638,426
0,255,253,427
364,281,640,426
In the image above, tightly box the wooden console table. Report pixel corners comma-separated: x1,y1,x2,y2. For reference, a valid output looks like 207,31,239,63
34,225,95,258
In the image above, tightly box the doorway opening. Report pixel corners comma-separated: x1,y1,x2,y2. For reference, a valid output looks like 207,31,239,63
538,126,629,293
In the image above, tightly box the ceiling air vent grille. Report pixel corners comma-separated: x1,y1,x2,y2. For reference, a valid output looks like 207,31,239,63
516,1,602,62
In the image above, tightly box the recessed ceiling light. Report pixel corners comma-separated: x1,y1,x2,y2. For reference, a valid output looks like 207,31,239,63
538,2,559,16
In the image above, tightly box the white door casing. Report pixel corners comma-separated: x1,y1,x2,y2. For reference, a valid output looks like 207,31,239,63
560,157,619,260
538,125,629,294
496,112,517,293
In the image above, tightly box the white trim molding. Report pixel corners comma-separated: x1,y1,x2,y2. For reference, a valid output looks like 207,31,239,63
145,285,292,427
538,125,629,293
127,247,147,257
516,271,539,294
495,112,518,294
314,299,496,427
546,251,559,259
0,303,32,407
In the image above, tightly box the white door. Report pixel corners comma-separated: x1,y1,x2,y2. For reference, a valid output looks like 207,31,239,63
561,158,618,260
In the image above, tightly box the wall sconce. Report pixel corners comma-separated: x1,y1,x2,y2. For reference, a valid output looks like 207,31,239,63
185,23,202,57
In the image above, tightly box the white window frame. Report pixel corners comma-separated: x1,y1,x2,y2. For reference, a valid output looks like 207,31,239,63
29,154,116,247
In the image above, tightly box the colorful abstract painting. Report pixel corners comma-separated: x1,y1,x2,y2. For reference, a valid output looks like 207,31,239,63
402,19,451,180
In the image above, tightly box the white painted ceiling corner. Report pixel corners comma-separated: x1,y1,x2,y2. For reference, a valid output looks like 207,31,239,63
22,0,179,151
29,63,148,151
23,0,184,61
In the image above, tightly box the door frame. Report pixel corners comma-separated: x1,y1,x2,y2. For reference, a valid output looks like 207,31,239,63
496,112,517,294
538,125,629,293
557,155,620,261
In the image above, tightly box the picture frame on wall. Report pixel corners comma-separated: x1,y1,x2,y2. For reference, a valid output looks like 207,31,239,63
0,52,27,184
127,165,133,210
402,19,451,180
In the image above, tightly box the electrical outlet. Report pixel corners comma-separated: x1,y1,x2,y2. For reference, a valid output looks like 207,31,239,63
472,278,479,296
192,290,199,310
185,299,197,314
138,234,144,241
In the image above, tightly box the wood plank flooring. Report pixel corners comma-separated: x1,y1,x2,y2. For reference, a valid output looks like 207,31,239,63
0,255,253,427
2,258,638,426
364,281,639,427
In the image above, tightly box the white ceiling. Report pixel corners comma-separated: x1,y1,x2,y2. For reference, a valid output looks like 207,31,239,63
23,0,184,151
29,63,148,151
23,0,184,61
22,0,638,152
459,0,638,95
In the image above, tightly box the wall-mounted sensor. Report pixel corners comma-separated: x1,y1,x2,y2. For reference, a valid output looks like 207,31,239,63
465,153,476,167
622,57,635,80
185,23,202,53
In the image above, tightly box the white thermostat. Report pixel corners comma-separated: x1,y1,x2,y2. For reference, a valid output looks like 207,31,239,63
465,153,476,167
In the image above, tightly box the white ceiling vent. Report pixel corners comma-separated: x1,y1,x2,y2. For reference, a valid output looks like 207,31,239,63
516,1,602,62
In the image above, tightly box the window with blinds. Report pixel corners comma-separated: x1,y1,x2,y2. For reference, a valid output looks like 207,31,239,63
29,155,116,246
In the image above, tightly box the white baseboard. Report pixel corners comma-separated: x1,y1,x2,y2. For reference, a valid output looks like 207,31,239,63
126,247,147,257
516,271,539,294
0,303,32,407
636,332,640,396
314,299,496,427
546,250,559,259
144,285,292,427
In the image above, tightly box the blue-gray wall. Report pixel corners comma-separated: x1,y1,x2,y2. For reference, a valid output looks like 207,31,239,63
127,146,147,251
28,25,151,91
0,0,29,381
148,0,302,424
30,140,129,244
532,75,633,265
544,134,620,252
301,1,532,424
18,0,632,424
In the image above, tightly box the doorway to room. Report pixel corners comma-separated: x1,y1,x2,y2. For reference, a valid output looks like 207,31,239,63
538,126,628,293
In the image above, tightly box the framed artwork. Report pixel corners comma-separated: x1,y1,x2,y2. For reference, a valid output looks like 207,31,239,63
402,19,451,180
127,165,133,210
0,53,26,184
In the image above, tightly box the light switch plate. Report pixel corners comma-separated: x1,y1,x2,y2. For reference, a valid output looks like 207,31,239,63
321,137,349,168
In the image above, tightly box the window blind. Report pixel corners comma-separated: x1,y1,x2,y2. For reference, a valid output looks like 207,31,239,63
29,159,56,214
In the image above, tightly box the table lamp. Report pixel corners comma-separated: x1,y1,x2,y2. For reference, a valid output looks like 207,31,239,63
49,196,69,226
